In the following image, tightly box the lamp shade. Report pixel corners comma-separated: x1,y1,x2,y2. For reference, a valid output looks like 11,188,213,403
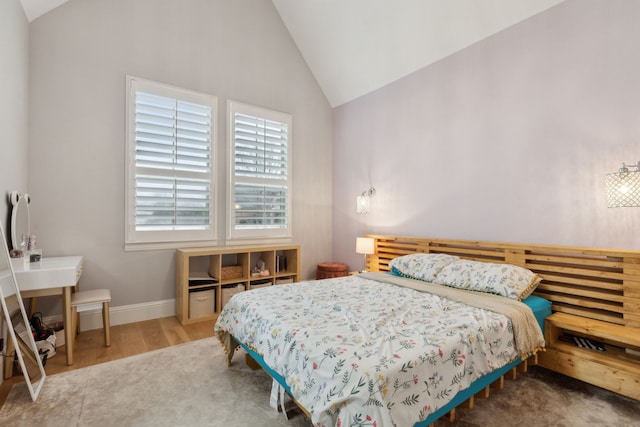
356,195,370,214
605,169,640,207
355,237,375,255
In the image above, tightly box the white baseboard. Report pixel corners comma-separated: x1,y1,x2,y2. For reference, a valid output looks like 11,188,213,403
43,299,176,332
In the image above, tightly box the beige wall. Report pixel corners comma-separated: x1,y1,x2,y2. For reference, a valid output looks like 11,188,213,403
0,0,29,231
26,0,333,312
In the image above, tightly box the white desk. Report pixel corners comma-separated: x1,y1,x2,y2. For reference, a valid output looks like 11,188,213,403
12,256,84,366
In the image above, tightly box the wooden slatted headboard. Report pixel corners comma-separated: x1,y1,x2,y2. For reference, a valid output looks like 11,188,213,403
365,234,640,328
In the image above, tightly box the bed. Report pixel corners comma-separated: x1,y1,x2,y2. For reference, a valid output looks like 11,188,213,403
215,238,552,426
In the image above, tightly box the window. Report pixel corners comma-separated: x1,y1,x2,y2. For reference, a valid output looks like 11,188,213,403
227,101,292,242
125,76,217,249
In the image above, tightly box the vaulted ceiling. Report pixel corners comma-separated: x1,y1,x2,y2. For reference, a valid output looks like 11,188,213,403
20,0,565,107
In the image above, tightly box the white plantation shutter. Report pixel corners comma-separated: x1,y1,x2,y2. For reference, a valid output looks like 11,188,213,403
228,101,292,241
126,77,217,248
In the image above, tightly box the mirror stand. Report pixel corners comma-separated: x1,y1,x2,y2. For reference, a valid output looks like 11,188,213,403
0,221,46,401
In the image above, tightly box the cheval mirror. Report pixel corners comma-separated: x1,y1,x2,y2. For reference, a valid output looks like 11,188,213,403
0,221,46,401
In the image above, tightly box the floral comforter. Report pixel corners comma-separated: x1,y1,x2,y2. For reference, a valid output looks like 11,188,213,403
215,274,540,427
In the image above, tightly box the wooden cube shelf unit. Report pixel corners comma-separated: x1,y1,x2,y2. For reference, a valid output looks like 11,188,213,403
175,244,300,325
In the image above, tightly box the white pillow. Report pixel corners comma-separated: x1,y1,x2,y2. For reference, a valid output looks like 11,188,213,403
389,253,459,282
434,259,542,301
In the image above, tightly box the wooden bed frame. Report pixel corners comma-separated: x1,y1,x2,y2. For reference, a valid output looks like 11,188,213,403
365,234,640,407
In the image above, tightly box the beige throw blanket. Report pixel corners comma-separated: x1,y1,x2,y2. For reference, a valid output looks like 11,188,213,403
360,271,546,358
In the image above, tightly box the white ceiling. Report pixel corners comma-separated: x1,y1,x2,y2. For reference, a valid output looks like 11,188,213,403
273,0,566,106
20,0,69,22
21,0,565,107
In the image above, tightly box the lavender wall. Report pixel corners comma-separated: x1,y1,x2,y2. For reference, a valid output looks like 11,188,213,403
333,0,640,271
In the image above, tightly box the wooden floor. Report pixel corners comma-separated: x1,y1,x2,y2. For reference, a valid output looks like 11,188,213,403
0,316,216,408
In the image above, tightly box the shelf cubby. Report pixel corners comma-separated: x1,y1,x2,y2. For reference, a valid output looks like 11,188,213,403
176,244,300,324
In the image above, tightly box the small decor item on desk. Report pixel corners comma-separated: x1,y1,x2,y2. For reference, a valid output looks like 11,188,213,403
19,234,42,263
17,234,31,265
9,249,23,258
20,233,29,252
12,234,29,262
27,234,37,250
30,249,42,263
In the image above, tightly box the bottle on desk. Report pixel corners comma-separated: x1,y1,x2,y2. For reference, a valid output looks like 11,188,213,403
20,234,42,265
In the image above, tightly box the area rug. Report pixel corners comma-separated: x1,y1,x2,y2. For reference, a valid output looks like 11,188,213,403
0,337,308,427
1,337,638,426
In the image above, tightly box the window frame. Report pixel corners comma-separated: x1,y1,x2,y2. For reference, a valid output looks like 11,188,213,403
125,76,218,251
226,100,292,244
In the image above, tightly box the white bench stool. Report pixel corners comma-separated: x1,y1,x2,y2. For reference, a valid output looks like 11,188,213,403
71,289,111,347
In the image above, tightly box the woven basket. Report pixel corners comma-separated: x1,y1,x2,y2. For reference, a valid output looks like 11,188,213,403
221,283,245,307
250,281,272,290
221,265,243,280
316,262,348,280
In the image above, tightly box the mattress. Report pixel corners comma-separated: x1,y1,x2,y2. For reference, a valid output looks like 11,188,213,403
215,274,551,426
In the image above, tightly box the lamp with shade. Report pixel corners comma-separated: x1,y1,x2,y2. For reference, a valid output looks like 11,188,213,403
605,161,640,207
355,237,375,272
356,187,376,214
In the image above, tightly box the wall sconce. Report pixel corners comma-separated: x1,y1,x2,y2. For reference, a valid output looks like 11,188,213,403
356,187,376,214
605,161,640,208
355,237,375,271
